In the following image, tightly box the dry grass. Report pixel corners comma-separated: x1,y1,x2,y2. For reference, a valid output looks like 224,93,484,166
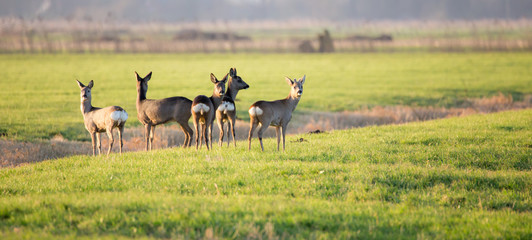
1,94,530,168
297,93,532,132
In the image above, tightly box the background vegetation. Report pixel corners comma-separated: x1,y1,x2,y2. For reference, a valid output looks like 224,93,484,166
1,19,532,53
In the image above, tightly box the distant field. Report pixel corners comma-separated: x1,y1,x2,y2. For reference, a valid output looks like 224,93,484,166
0,110,530,239
2,19,532,53
0,52,531,141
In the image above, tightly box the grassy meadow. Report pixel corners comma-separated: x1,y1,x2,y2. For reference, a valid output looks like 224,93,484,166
0,110,530,239
1,52,531,141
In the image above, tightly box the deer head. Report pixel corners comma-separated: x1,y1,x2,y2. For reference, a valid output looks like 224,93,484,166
136,71,152,98
210,73,228,97
229,68,249,91
285,75,305,99
76,80,94,103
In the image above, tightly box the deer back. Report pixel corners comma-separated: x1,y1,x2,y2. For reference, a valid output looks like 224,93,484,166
191,95,214,123
137,97,192,125
135,71,192,126
248,75,305,127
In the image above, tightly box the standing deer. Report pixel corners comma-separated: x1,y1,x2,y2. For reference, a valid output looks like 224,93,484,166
191,73,227,150
248,75,306,151
76,80,128,155
216,68,249,147
136,72,194,151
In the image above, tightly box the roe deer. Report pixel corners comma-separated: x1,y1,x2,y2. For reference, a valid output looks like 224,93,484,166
191,73,227,150
136,72,194,151
76,80,128,155
216,68,249,147
248,75,306,151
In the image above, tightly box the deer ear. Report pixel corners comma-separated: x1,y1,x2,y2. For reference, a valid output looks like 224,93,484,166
210,73,218,83
300,75,306,85
144,72,152,81
222,73,229,83
230,68,236,77
135,72,142,81
285,76,294,85
87,80,94,88
76,80,85,89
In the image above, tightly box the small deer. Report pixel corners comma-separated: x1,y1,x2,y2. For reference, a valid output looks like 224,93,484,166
216,68,249,147
136,72,194,151
76,80,128,155
248,75,306,151
191,73,227,150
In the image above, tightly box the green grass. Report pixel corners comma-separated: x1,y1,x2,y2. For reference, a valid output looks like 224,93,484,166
1,52,531,141
1,110,531,239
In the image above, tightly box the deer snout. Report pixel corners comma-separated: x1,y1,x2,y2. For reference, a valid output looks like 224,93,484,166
243,84,249,89
297,90,303,96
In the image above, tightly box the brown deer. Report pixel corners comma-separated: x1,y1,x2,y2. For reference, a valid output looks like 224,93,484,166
136,72,194,151
191,73,227,150
76,80,128,155
216,68,249,147
248,75,306,151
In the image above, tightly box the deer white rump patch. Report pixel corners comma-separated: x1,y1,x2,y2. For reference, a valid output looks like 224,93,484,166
217,101,235,113
110,110,128,125
248,106,263,116
192,103,210,114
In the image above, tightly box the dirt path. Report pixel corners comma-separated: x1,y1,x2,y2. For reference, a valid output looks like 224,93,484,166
2,94,530,168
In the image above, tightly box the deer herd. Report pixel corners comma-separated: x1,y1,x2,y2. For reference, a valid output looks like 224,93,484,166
76,68,306,155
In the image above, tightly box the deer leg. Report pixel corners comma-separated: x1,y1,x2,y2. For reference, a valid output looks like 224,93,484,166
118,124,124,154
229,117,236,147
208,122,213,150
194,118,200,150
144,124,151,151
201,124,207,150
206,124,211,150
185,124,194,147
179,122,193,148
90,132,96,156
217,117,224,147
178,124,189,148
149,125,156,151
281,125,287,151
257,123,269,152
275,126,281,151
200,124,205,149
96,132,102,155
226,123,231,147
248,119,258,150
194,126,199,150
106,127,114,155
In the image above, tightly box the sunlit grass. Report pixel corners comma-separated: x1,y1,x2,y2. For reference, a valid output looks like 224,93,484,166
0,52,531,141
0,110,530,239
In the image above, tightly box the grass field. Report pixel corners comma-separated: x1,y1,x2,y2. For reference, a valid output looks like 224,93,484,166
0,110,530,239
1,52,531,142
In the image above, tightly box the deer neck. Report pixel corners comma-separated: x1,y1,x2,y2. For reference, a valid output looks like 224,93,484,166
136,86,147,107
284,95,301,113
80,99,93,115
226,77,242,100
210,93,224,109
225,87,238,101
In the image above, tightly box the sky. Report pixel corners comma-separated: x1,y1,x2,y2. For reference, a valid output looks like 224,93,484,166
0,0,531,22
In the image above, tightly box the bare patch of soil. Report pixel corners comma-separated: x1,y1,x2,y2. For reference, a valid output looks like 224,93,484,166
1,94,530,168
